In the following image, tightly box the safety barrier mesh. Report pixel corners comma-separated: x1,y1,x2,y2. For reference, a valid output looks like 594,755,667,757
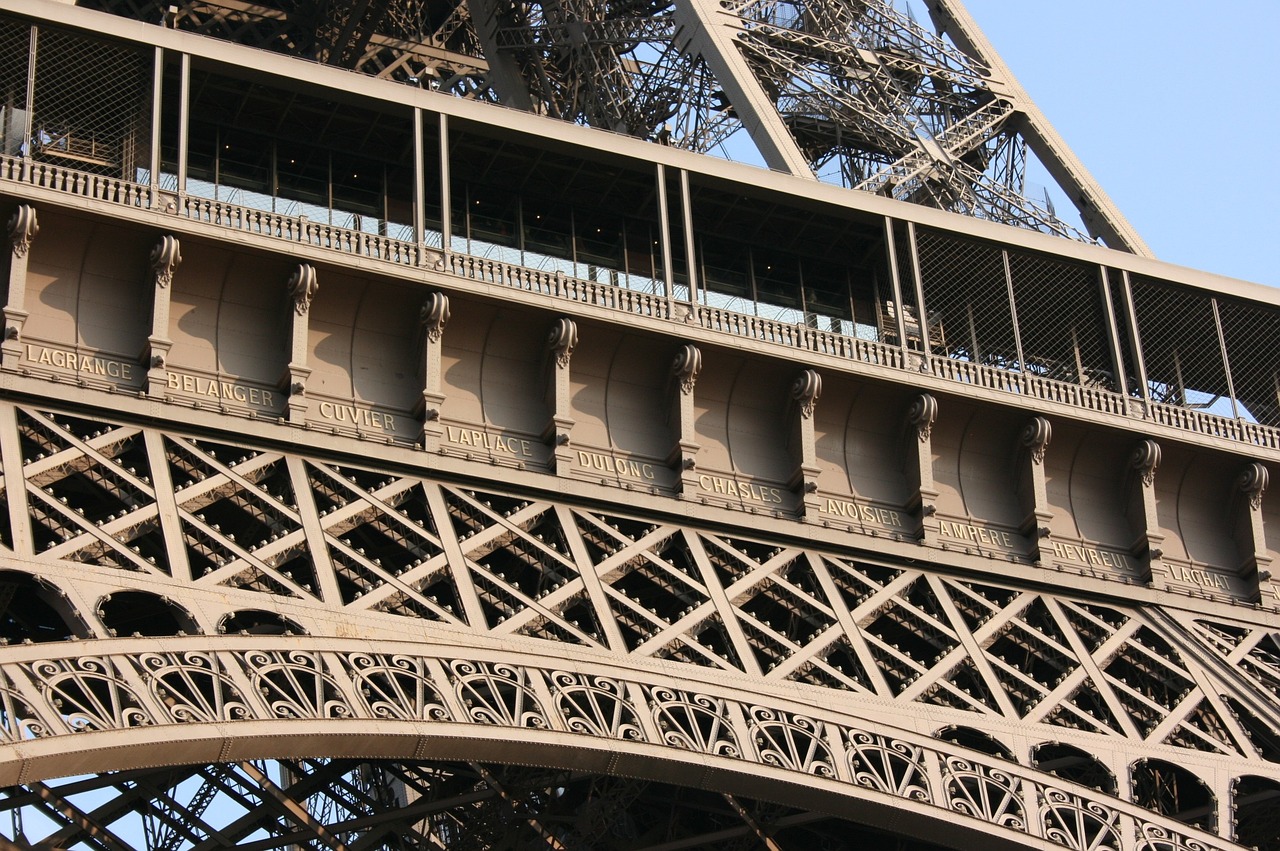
915,228,1016,367
0,18,29,158
1217,297,1280,424
1007,250,1114,389
31,26,151,178
1129,276,1230,410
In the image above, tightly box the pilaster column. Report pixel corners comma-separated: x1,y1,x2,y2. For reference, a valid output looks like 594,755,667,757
1234,462,1271,595
2,204,38,369
1125,438,1163,582
667,343,702,495
542,317,577,473
787,368,822,516
416,291,450,452
1017,416,1054,562
143,235,181,395
904,393,939,543
282,264,317,424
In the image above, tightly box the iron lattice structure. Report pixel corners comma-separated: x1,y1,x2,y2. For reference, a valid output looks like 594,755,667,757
80,0,1147,252
0,0,1277,848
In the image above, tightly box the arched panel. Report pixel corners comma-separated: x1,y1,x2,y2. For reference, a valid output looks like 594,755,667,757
306,271,365,400
76,221,149,355
168,239,232,374
215,255,288,382
24,210,92,348
602,334,671,460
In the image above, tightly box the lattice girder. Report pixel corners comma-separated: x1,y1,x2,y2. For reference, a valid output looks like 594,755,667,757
0,400,1278,848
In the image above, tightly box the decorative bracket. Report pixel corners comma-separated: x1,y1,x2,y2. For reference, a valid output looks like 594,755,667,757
7,205,38,258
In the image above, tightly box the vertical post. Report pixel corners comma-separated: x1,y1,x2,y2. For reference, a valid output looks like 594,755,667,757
413,107,425,253
668,343,702,496
2,205,38,370
22,27,35,161
1210,298,1240,419
150,47,163,194
417,292,449,452
177,53,190,196
679,168,697,306
543,318,577,474
438,113,451,255
1097,266,1128,395
882,218,908,352
1119,271,1149,402
906,221,931,354
656,163,673,301
283,264,318,424
144,236,181,396
788,369,822,517
1002,250,1026,373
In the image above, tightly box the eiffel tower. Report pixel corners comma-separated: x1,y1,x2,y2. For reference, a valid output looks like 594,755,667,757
0,0,1277,847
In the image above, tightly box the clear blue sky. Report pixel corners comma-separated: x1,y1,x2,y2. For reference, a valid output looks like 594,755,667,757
958,0,1280,287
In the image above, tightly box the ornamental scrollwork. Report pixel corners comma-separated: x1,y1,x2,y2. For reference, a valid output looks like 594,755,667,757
239,650,352,720
549,671,644,741
942,756,1024,830
149,235,182,289
908,393,938,442
1021,416,1052,464
140,650,250,724
448,660,547,728
1135,822,1215,851
747,705,834,776
846,729,931,801
547,318,578,369
7,204,37,258
790,370,822,420
671,344,702,394
344,653,451,722
287,264,319,315
647,686,738,758
0,675,49,741
1132,439,1161,487
27,656,152,732
1239,462,1268,511
1040,787,1120,851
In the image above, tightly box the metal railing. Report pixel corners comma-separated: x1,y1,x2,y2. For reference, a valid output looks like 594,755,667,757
3,151,1278,452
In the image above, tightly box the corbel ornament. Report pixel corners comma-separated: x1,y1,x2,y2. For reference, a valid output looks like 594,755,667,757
907,393,938,442
1131,439,1161,487
1021,416,1052,464
791,369,822,419
1239,462,1269,511
150,235,182,288
672,344,702,394
7,204,37,258
420,292,451,342
547,317,578,368
288,264,319,315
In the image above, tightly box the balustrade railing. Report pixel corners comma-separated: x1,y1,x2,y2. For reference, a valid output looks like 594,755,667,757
3,152,1279,452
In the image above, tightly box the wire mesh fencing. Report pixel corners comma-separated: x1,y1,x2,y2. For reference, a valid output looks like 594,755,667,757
1216,297,1280,424
30,26,152,179
1129,276,1231,413
915,228,1017,368
1007,250,1116,390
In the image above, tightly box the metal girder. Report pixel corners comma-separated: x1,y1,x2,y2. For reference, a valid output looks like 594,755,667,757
672,0,816,177
922,0,1153,255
